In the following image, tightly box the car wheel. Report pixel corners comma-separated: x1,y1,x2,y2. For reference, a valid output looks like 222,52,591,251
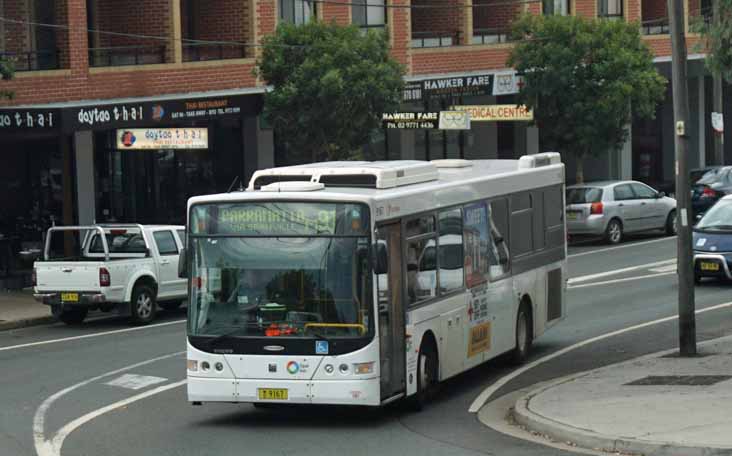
510,304,533,365
666,210,678,236
131,284,157,325
52,306,88,325
605,219,623,244
408,341,439,411
159,300,183,311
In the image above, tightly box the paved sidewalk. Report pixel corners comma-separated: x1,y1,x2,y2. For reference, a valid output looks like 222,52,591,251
0,289,54,331
514,335,732,456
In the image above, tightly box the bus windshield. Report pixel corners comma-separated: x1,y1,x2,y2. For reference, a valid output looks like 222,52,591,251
188,202,373,340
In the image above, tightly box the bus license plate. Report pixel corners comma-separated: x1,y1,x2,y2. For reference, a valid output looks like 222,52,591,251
700,262,720,272
61,293,79,302
258,388,288,401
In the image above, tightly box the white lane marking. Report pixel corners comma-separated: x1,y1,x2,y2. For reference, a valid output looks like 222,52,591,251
649,264,677,273
569,236,676,258
567,272,675,289
468,300,732,413
50,380,186,456
105,374,168,391
568,259,675,284
0,319,185,353
34,351,184,456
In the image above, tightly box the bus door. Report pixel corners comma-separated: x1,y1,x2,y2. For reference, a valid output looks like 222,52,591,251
376,222,406,400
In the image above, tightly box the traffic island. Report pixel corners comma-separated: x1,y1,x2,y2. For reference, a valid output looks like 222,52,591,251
513,335,732,456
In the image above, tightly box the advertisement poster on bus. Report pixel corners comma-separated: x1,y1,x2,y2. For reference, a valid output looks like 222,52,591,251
463,202,489,288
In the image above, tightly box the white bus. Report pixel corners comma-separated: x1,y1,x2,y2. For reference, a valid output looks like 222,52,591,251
182,153,567,408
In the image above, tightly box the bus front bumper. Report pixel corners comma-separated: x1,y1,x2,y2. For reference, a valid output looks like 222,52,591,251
187,376,381,406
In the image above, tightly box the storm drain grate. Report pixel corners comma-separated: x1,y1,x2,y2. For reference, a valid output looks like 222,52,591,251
624,375,732,386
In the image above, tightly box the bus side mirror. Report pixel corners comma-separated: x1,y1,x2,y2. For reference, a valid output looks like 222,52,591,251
178,248,188,278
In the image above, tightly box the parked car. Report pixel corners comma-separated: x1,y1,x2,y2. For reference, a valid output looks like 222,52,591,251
33,224,186,325
691,166,732,218
692,195,732,284
566,180,677,244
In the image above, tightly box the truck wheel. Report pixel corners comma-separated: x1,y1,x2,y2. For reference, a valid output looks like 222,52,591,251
159,300,183,311
52,306,88,325
131,284,157,325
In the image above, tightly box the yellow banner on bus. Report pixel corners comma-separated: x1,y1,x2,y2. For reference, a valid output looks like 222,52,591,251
468,322,491,357
450,105,534,122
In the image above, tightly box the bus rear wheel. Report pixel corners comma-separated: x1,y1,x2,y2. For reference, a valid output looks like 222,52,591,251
510,304,533,365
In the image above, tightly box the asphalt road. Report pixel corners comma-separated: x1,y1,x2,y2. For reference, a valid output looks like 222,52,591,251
2,233,732,456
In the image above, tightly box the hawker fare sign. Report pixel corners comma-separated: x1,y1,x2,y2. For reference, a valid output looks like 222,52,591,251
450,104,533,122
116,128,209,150
423,74,493,99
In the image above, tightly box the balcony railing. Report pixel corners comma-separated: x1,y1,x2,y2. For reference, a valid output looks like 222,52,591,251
0,49,60,72
472,28,513,44
641,17,669,35
411,31,461,48
182,43,249,62
88,45,167,68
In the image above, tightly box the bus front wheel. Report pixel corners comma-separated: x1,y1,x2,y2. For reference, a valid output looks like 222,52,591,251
510,304,533,365
409,340,439,411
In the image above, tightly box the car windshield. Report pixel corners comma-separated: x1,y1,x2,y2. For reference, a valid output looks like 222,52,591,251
566,187,603,204
696,200,732,230
188,202,373,339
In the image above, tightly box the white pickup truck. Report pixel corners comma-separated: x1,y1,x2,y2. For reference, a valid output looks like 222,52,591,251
33,224,187,325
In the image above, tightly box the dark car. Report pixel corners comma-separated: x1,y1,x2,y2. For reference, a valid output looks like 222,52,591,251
693,195,732,283
690,166,732,218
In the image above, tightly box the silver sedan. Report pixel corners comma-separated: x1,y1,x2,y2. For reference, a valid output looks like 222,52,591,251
566,180,677,244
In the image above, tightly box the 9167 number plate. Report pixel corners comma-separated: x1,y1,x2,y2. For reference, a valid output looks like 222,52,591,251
257,388,288,401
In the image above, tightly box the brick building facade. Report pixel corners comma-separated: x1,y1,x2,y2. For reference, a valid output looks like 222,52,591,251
0,0,724,287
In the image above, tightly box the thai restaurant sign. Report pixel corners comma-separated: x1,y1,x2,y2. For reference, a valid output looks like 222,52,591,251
450,104,534,122
116,128,209,150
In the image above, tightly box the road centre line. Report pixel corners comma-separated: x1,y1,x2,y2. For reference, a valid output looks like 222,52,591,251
33,351,185,456
50,380,187,456
0,319,186,353
467,300,732,413
568,258,675,284
568,236,676,258
567,271,676,289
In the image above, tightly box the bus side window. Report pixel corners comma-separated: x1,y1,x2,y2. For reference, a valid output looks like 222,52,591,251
510,192,534,257
488,199,510,279
544,185,565,249
438,208,464,293
406,214,438,305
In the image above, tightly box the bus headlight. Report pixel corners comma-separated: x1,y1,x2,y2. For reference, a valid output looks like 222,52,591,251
353,362,374,375
187,360,198,372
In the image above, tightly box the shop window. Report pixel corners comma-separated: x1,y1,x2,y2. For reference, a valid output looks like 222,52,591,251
543,0,570,14
598,0,623,18
353,0,386,31
154,231,179,255
280,0,315,24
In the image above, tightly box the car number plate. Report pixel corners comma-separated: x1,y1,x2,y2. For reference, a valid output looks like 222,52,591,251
258,388,288,401
61,292,79,302
700,262,720,272
566,212,579,220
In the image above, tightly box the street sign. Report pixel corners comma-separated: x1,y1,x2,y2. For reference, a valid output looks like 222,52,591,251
712,112,724,133
439,111,471,130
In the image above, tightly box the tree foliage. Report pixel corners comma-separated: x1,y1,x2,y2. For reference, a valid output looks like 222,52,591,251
256,21,404,163
0,55,14,100
692,0,732,82
508,14,666,182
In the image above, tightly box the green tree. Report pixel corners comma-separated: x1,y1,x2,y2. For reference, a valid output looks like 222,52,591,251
0,55,14,100
256,21,404,163
508,14,666,183
692,0,732,83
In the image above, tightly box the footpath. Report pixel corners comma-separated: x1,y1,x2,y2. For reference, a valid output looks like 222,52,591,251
0,289,54,331
513,335,732,456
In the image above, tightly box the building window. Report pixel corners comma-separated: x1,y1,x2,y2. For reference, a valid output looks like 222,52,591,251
543,0,570,15
280,0,316,24
598,0,623,18
352,0,386,31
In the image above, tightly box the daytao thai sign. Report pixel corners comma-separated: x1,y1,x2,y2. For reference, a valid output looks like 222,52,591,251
60,94,261,132
450,104,533,122
116,128,209,150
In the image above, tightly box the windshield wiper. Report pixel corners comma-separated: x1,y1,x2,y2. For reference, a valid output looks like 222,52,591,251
202,323,260,350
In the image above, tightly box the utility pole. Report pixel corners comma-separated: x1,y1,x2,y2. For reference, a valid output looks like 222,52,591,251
713,0,725,165
668,0,697,355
